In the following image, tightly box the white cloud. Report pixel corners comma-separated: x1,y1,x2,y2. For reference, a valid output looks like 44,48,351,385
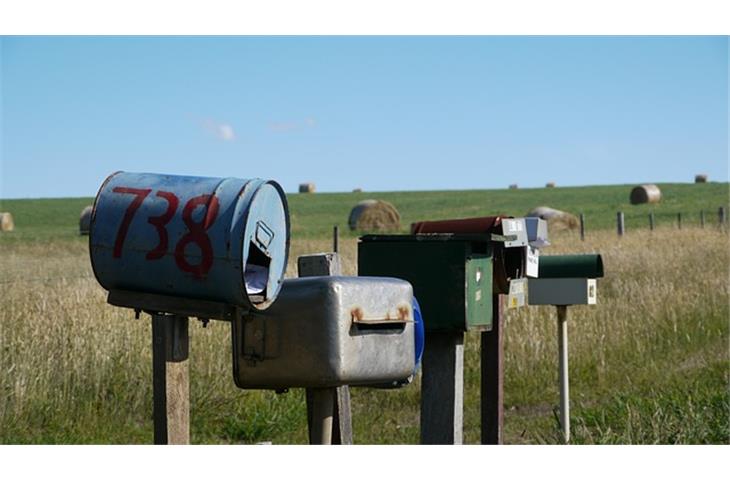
217,124,235,141
202,118,236,142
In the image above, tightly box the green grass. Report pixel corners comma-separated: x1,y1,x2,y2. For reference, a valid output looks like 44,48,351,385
2,182,728,243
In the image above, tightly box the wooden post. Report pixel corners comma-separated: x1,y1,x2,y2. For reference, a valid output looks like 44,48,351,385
649,212,655,231
677,213,682,230
617,212,625,237
719,207,727,227
556,305,569,443
579,213,585,241
333,225,339,253
298,253,353,445
420,331,464,444
481,294,504,444
152,314,189,445
700,210,705,228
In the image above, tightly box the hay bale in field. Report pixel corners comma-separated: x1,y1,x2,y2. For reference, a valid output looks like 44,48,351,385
299,183,316,193
545,182,556,188
79,205,93,235
526,206,579,231
0,212,14,232
630,184,662,205
348,199,401,232
695,174,708,183
509,184,519,190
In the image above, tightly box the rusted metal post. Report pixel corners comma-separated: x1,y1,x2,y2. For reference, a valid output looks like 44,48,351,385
649,212,655,231
152,314,189,445
420,331,464,444
556,305,569,443
481,294,504,444
617,212,625,237
298,252,353,445
579,213,585,241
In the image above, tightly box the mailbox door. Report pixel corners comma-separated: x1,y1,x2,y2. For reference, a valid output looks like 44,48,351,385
465,255,492,330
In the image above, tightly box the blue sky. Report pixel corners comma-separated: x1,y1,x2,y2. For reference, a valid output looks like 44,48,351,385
0,36,727,199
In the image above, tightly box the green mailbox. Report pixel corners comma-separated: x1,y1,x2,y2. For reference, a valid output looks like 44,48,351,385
358,234,492,332
528,254,605,305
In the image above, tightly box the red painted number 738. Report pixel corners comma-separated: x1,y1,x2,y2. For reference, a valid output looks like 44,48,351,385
111,186,220,278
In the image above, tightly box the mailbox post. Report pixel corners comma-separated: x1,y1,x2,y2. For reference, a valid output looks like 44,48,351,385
89,171,291,444
528,254,604,443
298,252,353,445
359,215,544,444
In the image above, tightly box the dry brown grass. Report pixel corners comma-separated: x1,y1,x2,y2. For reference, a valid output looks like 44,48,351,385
1,226,728,443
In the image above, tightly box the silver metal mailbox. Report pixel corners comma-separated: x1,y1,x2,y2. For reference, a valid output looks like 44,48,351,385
524,217,549,248
232,276,416,389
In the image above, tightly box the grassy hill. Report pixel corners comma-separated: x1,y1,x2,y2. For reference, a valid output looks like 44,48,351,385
1,181,728,243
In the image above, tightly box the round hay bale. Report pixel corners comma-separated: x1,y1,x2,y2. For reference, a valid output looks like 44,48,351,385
0,212,15,232
79,205,93,235
545,182,556,188
630,184,661,205
526,206,579,231
348,199,401,232
508,184,519,190
694,174,708,183
299,183,316,193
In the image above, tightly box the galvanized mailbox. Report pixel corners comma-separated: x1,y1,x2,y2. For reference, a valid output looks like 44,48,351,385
90,171,290,310
528,254,604,306
232,276,416,389
358,233,493,332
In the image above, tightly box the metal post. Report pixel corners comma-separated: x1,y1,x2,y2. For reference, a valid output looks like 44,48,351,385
579,213,585,241
556,306,569,443
333,225,339,253
677,213,682,230
719,207,727,227
152,314,189,445
309,387,335,445
649,212,655,231
700,210,705,228
617,212,625,236
481,294,504,444
420,331,464,444
298,252,353,445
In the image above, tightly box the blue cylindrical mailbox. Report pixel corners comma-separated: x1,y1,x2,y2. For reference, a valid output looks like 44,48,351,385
90,171,290,310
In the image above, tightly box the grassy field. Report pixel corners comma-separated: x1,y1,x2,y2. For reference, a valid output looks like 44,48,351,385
1,181,728,243
0,182,728,444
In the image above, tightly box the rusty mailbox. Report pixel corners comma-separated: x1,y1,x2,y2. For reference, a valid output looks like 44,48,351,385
232,276,417,389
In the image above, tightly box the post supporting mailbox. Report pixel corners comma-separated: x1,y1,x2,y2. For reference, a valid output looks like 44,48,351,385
298,252,353,445
528,254,604,443
152,314,189,444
